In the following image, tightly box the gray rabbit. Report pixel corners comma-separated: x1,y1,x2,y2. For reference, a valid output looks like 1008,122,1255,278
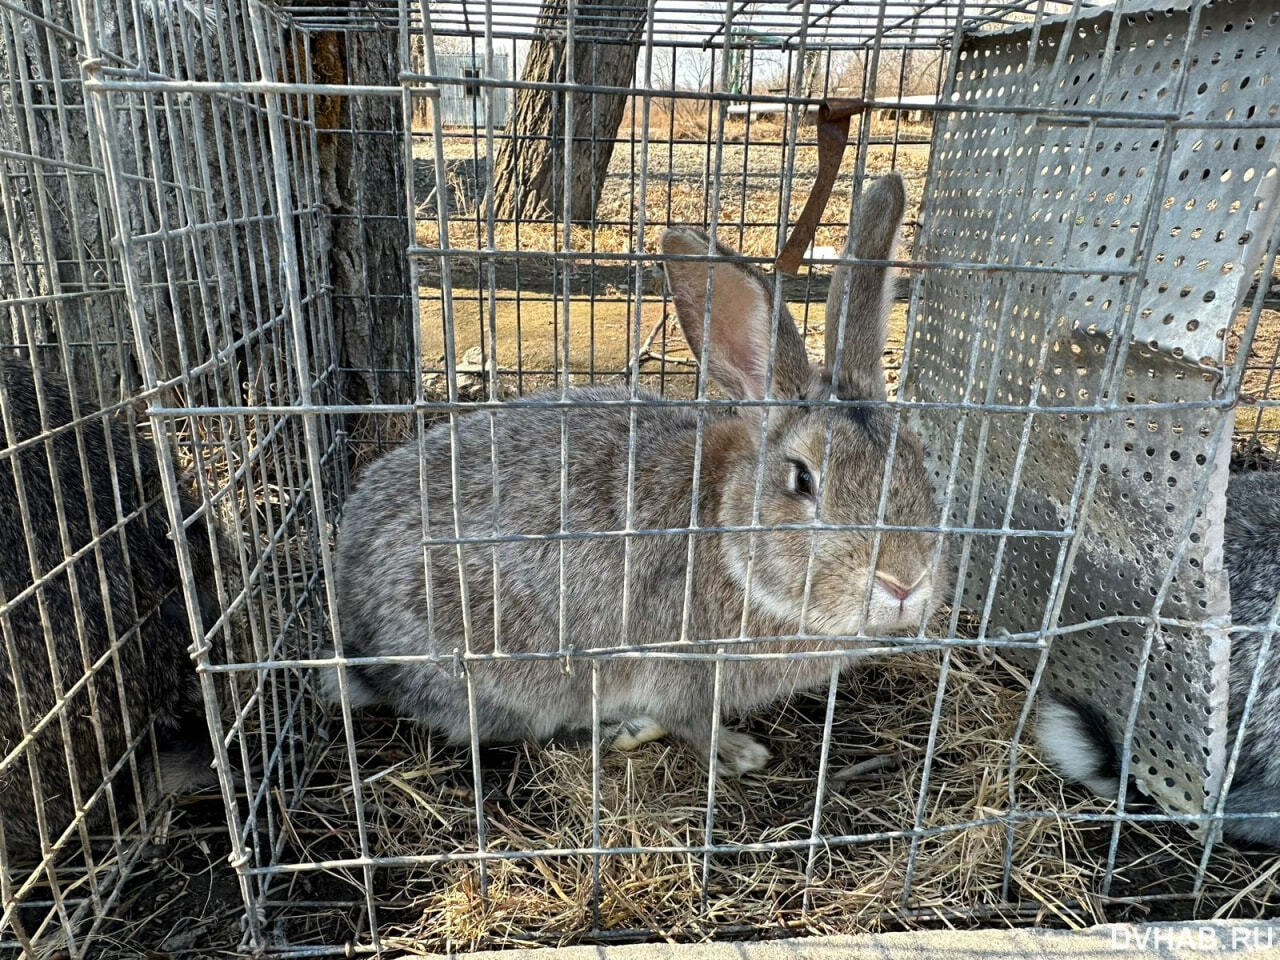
1037,468,1280,845
327,174,946,774
0,355,221,859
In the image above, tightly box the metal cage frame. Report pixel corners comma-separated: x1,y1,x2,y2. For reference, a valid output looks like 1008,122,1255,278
2,0,1279,956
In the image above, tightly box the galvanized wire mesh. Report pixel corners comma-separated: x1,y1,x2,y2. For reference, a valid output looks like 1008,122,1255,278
2,0,1280,956
0,0,183,952
0,1,151,957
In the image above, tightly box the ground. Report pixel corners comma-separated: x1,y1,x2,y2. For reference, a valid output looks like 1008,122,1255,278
78,648,1280,956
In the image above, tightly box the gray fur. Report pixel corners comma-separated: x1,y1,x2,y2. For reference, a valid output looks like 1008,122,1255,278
329,174,946,774
0,355,221,858
825,174,906,402
1217,468,1280,844
1036,468,1280,845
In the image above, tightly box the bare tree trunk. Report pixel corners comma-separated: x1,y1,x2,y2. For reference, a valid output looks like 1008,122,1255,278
0,0,130,402
491,0,648,223
314,28,415,429
801,50,826,98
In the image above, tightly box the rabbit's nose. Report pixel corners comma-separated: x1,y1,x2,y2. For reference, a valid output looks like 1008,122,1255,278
875,572,926,602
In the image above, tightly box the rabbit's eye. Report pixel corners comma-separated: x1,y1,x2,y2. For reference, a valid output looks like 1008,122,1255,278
789,460,815,499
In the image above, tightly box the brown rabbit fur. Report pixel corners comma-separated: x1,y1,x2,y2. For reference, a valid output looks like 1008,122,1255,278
328,174,948,775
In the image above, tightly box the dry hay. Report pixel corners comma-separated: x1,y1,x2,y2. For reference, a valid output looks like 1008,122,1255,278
260,640,1280,955
1228,307,1280,440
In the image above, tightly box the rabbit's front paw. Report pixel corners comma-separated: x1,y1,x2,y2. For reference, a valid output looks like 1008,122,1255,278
716,730,770,776
610,716,669,751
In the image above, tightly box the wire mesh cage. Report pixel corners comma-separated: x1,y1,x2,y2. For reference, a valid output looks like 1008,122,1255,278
3,0,1280,956
0,0,231,951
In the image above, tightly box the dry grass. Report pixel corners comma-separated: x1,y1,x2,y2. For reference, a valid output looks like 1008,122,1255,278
1229,308,1280,439
417,297,913,402
418,297,1280,440
260,642,1279,954
615,102,934,151
415,122,931,263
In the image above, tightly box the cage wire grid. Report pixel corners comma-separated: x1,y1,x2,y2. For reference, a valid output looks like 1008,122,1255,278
1,0,1280,955
0,0,222,950
0,0,345,952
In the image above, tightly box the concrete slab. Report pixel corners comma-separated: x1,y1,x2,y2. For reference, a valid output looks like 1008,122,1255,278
428,921,1280,960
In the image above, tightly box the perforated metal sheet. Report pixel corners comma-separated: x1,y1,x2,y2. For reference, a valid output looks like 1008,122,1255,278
906,0,1280,822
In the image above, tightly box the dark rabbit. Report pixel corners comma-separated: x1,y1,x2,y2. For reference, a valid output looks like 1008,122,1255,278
1037,468,1280,845
0,355,221,858
327,174,947,774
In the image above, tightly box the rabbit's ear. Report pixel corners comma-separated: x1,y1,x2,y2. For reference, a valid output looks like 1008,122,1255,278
660,228,811,401
824,174,906,401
